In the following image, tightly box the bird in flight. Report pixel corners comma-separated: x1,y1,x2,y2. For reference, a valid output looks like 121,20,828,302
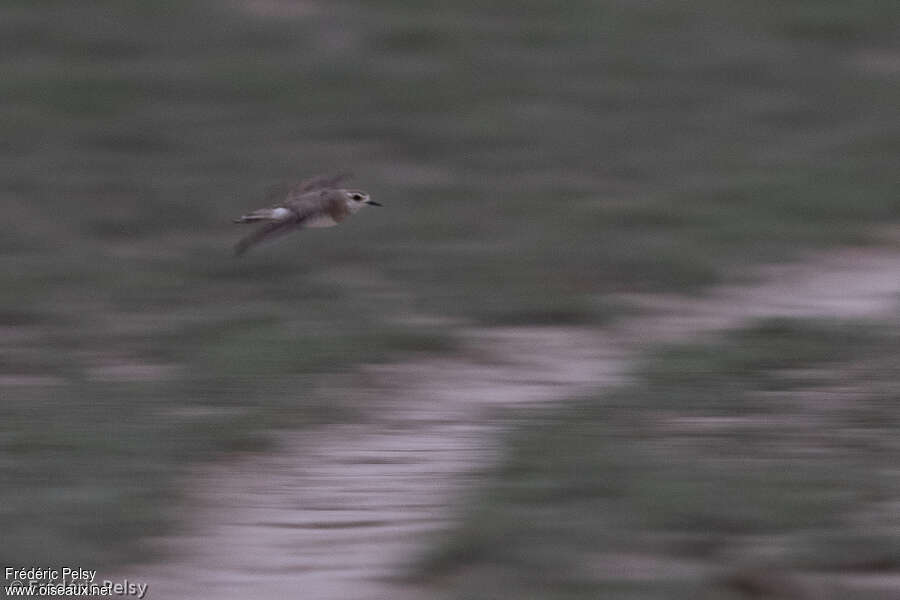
232,173,381,256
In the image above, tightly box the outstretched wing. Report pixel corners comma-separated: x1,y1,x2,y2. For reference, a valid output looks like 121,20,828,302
265,173,352,204
296,172,352,194
234,219,299,256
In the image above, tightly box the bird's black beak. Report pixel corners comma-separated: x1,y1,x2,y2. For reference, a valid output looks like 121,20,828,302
367,200,383,207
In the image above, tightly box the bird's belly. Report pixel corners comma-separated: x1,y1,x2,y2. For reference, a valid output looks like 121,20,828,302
302,215,338,228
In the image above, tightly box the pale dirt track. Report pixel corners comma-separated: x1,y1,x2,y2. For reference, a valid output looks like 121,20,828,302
118,248,900,599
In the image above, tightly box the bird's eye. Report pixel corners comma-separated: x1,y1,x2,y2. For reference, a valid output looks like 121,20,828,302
351,193,363,201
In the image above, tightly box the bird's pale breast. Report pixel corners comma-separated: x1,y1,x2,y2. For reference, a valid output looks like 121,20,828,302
302,214,339,228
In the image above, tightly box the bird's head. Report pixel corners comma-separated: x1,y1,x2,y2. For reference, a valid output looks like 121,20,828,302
341,189,382,212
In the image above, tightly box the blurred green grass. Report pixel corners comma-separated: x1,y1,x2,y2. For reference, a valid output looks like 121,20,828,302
424,318,900,598
0,0,898,567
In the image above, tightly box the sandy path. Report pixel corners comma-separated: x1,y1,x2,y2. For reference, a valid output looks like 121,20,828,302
119,248,900,599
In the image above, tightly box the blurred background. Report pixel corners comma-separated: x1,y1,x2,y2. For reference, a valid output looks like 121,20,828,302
1,0,899,597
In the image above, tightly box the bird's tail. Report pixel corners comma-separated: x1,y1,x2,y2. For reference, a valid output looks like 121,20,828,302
232,207,290,224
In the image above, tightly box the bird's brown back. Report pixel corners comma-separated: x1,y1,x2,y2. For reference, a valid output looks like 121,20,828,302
285,189,350,223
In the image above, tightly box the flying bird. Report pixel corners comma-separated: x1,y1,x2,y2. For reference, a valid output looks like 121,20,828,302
232,173,381,256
